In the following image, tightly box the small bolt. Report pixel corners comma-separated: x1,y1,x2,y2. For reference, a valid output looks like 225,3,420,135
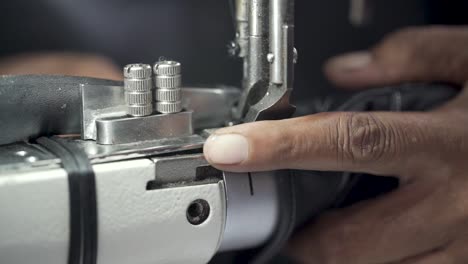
267,53,275,63
186,199,210,225
293,48,299,64
227,41,240,57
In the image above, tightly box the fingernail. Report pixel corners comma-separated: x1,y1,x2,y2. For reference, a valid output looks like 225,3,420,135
327,51,372,72
204,134,249,165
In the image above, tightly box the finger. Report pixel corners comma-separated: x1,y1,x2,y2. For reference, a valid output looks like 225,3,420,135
395,249,451,264
203,111,458,177
0,52,122,80
287,179,464,264
324,26,468,89
395,237,468,264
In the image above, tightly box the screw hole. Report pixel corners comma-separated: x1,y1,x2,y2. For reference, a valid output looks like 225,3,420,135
186,199,210,225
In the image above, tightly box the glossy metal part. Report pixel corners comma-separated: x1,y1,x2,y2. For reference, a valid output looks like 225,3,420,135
0,75,120,145
151,154,211,185
0,76,239,144
73,134,205,164
95,111,193,145
234,0,296,122
219,171,279,251
155,101,182,114
154,61,183,114
124,64,154,117
81,84,127,140
0,142,60,171
81,84,240,141
235,0,270,120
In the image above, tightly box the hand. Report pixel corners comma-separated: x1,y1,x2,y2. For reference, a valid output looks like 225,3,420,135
0,52,122,80
204,26,468,263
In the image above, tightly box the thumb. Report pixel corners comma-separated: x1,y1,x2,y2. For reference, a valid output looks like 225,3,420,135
324,26,468,89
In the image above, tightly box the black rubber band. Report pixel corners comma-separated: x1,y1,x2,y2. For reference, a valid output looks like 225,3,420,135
37,137,98,264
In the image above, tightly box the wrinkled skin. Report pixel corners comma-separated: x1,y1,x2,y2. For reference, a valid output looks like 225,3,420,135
204,26,468,263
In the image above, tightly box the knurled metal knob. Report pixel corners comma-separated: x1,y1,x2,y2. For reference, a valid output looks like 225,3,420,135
123,63,153,117
154,75,182,89
124,63,152,78
126,105,153,117
153,61,181,76
154,88,182,102
125,91,153,105
153,60,182,114
155,101,182,114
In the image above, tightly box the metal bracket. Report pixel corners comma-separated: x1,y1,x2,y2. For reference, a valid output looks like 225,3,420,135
96,111,194,145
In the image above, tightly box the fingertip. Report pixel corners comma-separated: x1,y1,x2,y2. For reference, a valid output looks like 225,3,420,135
325,51,373,73
324,51,388,90
203,133,250,167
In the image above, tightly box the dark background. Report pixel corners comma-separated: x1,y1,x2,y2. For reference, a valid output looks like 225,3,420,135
2,0,466,105
1,1,467,262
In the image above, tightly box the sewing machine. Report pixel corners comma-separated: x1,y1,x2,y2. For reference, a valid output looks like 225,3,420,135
0,0,372,263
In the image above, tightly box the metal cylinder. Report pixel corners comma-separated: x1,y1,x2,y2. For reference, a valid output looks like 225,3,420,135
123,64,153,117
153,61,182,114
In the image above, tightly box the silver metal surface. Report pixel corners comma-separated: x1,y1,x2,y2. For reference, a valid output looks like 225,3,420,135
154,75,182,89
0,142,60,172
153,61,181,76
95,111,193,145
234,0,296,122
154,88,181,101
154,60,183,114
181,87,239,128
233,0,249,58
235,0,270,119
155,101,182,114
75,134,205,164
243,0,296,122
219,171,280,251
125,104,153,117
270,0,285,85
151,154,210,185
81,85,240,140
124,64,153,117
0,75,120,145
123,64,152,78
81,84,126,140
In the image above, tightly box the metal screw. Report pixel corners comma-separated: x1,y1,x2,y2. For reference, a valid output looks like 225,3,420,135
153,60,183,114
267,53,275,63
293,48,298,64
186,199,210,225
123,64,153,117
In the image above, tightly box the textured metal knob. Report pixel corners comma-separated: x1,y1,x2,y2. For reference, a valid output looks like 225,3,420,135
124,63,153,117
153,61,181,76
153,60,182,114
155,101,182,114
